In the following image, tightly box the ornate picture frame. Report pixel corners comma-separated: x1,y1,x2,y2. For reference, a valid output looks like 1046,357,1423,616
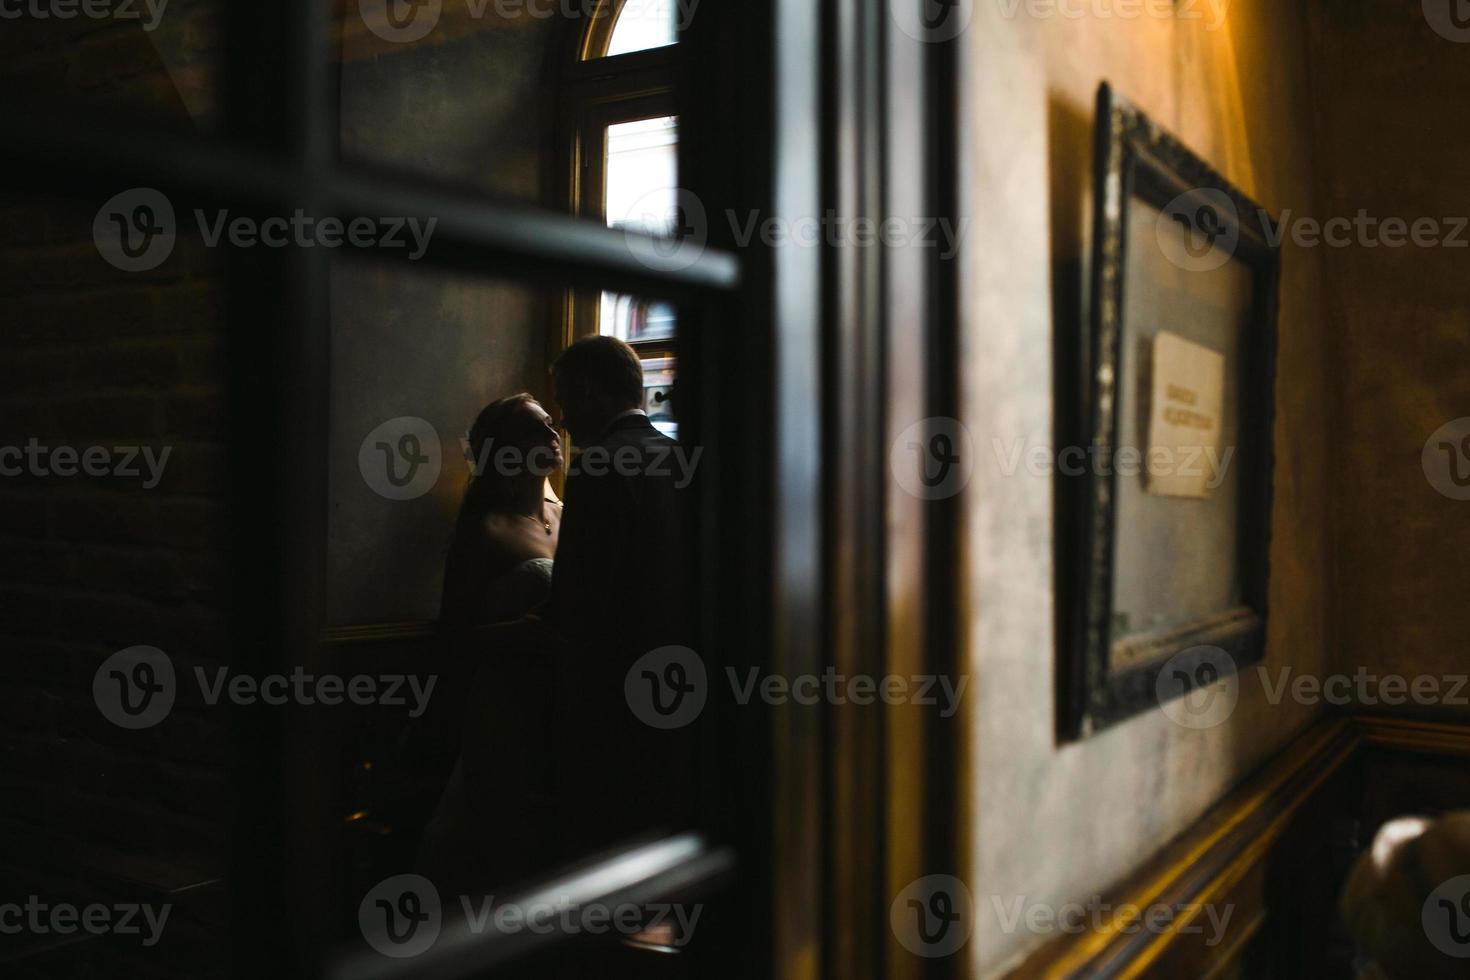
1061,82,1283,739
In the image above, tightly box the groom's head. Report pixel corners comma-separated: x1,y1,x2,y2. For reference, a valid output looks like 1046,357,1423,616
552,335,644,445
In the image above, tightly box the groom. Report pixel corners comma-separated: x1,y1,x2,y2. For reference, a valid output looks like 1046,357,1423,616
543,335,694,857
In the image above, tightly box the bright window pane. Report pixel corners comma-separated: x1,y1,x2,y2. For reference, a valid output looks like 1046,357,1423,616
600,116,679,438
641,356,678,440
606,0,679,56
602,115,679,344
599,293,677,343
604,115,678,238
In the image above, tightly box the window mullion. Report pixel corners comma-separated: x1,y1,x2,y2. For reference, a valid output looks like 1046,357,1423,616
0,124,740,299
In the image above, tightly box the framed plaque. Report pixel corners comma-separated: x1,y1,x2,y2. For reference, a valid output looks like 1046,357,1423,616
1062,83,1282,739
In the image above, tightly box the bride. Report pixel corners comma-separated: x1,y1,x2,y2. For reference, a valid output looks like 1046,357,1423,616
419,393,564,896
440,392,563,629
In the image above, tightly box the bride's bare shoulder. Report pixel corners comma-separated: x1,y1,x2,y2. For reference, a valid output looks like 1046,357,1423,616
476,511,520,546
476,509,554,563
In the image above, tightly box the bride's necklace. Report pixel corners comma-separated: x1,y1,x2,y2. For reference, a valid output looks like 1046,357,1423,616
520,499,557,535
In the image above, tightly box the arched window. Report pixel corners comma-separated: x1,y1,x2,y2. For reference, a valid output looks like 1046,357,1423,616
562,0,683,436
579,0,680,59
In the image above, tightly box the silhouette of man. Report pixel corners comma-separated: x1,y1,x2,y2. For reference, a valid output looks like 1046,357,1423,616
543,335,694,859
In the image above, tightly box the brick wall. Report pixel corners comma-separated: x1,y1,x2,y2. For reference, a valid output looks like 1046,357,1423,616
1,2,567,973
0,3,231,975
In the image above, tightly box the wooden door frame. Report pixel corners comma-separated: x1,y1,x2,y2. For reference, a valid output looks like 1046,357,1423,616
0,0,965,973
684,1,964,977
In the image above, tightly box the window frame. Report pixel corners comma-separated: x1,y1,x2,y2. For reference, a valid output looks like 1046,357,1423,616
553,12,685,456
557,46,681,353
577,0,679,61
564,89,680,355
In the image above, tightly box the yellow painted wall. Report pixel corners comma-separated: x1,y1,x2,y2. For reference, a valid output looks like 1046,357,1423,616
957,1,1336,973
1306,1,1470,721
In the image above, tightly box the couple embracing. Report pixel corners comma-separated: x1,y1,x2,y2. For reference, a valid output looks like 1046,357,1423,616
422,335,694,896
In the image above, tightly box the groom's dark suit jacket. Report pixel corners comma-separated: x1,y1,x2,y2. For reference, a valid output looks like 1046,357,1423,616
543,413,694,857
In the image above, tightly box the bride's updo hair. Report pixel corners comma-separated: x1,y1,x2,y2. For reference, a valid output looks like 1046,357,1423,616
463,392,539,510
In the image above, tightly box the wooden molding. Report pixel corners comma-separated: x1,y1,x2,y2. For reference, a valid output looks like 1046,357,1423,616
1010,717,1357,978
1354,714,1470,757
1007,713,1470,978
